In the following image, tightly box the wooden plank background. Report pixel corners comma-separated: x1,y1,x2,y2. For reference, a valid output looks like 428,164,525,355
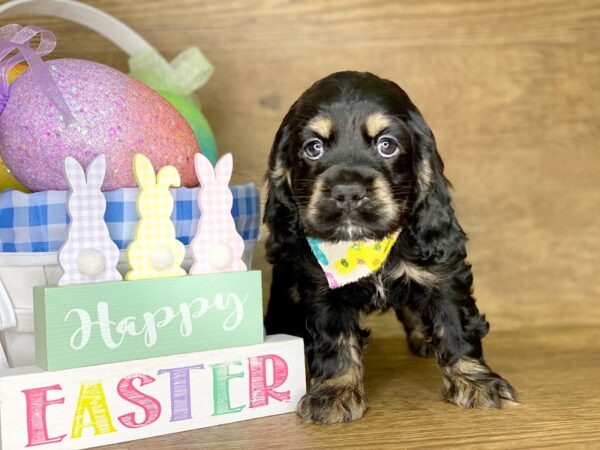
2,0,598,330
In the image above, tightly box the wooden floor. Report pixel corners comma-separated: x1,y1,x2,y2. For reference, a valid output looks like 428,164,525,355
100,317,600,449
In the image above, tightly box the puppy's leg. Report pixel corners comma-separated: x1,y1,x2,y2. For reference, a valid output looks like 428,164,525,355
408,279,517,408
395,306,434,357
297,299,368,424
264,262,306,337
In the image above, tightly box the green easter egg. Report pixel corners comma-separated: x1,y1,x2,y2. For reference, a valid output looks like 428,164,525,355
157,90,219,165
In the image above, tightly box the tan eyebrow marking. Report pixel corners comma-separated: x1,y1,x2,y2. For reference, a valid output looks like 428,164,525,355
307,116,333,139
365,112,391,137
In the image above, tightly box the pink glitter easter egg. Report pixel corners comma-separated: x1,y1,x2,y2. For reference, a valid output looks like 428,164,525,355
0,58,200,191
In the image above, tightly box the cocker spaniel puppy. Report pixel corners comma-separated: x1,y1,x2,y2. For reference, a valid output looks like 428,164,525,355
264,71,517,424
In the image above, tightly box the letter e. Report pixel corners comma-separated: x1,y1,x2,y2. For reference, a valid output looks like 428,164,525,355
211,361,246,416
22,385,66,447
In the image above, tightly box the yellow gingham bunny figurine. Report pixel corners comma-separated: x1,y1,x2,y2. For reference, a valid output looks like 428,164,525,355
125,154,186,280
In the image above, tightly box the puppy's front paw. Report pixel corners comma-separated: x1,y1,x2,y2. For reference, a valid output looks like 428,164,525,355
407,330,434,357
441,358,518,408
297,385,367,424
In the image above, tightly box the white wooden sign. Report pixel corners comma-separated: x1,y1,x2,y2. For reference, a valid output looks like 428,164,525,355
0,335,305,450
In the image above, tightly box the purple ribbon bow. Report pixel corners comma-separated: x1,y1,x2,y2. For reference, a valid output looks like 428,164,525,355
0,24,73,123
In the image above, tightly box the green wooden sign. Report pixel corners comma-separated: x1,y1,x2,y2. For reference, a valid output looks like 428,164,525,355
34,271,264,371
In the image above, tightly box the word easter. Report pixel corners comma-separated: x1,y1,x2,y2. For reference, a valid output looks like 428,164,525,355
0,335,305,450
34,271,264,370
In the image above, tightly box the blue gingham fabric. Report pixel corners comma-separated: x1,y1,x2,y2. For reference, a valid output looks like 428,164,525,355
0,184,261,253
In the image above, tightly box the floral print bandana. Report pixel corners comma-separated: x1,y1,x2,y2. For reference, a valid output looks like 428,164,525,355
306,231,400,289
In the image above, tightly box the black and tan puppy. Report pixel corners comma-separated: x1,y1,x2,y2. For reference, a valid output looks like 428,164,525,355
264,71,517,424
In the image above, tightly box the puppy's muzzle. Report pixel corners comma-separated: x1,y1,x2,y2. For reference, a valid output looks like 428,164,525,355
331,183,367,210
320,165,378,212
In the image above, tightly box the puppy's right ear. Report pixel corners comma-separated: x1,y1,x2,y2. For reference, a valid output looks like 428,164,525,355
264,103,301,263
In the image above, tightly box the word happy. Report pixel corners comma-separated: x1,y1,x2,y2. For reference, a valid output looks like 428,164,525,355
65,293,246,349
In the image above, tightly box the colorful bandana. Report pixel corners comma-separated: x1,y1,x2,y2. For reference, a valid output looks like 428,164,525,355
307,231,400,289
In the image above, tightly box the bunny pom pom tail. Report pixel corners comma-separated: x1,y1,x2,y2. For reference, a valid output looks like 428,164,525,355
208,243,233,270
77,249,106,277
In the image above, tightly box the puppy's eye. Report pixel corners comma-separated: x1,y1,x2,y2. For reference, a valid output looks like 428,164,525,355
303,139,324,160
376,136,400,158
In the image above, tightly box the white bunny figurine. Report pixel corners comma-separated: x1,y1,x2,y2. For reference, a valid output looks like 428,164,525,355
58,154,122,286
190,153,247,274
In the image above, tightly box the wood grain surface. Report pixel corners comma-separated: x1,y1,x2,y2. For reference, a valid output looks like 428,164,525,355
1,0,599,448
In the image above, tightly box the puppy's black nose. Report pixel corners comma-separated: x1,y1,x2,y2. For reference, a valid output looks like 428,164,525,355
331,183,367,209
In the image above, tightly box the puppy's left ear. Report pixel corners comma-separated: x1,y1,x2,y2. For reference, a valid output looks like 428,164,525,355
405,109,467,264
264,103,302,263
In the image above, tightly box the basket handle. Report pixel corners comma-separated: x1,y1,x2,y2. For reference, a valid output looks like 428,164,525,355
0,0,214,96
0,0,154,57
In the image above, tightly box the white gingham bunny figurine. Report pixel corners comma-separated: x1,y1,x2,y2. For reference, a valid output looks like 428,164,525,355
58,154,122,286
190,153,247,274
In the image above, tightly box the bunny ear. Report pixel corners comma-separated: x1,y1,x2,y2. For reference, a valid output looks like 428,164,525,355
214,153,233,186
195,152,216,186
157,165,181,188
133,154,157,190
64,157,86,191
85,154,106,190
